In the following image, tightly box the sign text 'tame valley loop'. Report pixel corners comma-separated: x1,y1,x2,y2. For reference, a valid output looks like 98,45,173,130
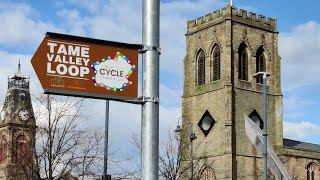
46,41,90,78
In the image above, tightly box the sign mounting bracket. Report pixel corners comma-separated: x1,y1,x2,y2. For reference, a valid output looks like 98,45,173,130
124,96,159,104
139,45,161,54
137,96,159,103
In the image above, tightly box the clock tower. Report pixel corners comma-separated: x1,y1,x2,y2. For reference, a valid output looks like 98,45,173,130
0,62,37,179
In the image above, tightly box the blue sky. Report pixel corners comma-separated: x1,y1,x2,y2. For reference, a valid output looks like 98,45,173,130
0,0,320,173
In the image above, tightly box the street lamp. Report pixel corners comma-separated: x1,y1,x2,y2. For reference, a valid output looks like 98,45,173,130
174,116,197,180
253,72,270,180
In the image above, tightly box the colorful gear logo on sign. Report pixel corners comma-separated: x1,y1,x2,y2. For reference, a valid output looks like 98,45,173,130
91,52,135,92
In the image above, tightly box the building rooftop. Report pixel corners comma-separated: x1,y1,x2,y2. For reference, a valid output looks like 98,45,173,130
283,138,320,152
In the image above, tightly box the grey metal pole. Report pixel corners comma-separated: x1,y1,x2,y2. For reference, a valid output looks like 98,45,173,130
188,123,193,180
263,74,268,180
141,0,160,179
103,100,110,180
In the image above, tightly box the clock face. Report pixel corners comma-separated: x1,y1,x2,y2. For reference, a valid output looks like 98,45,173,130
0,111,6,121
19,110,29,121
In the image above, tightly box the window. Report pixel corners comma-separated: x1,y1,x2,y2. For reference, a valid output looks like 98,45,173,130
199,165,215,180
249,109,263,130
212,45,220,81
0,136,7,164
19,93,26,101
5,93,11,103
13,135,29,163
238,43,248,80
197,49,206,85
307,163,317,180
256,47,266,84
198,110,215,136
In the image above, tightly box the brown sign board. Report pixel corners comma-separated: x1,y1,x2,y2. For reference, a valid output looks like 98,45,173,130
31,32,142,102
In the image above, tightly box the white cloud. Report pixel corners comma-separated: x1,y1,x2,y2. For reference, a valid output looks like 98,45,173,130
0,1,33,15
161,0,224,16
0,1,64,49
160,0,225,75
283,121,320,142
159,105,181,140
87,15,141,43
55,0,226,76
0,51,41,103
0,0,227,78
160,83,182,107
283,95,316,112
56,9,88,36
64,0,106,13
284,112,304,119
280,21,320,90
279,21,320,135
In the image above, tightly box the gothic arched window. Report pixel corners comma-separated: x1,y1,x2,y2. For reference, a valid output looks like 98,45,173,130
0,136,7,164
307,162,317,180
13,135,29,163
19,93,26,102
199,165,215,180
238,43,248,80
197,49,206,85
256,46,266,84
212,45,220,81
5,93,11,103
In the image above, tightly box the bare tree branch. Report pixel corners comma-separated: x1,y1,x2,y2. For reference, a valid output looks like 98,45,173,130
30,94,104,180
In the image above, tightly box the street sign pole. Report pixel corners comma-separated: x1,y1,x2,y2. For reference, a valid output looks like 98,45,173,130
103,100,110,180
253,72,270,180
141,0,160,179
263,73,268,180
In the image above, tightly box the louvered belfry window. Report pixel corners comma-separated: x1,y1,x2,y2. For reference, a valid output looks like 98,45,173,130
198,50,205,85
256,47,265,84
238,43,248,80
212,45,220,81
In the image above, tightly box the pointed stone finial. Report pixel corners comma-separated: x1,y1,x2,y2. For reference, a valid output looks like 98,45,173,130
13,59,24,79
18,59,21,71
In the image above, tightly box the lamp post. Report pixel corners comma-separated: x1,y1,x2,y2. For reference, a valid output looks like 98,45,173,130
253,72,270,180
174,116,197,180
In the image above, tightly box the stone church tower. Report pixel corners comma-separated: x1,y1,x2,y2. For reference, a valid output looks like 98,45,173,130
182,5,320,180
0,63,37,179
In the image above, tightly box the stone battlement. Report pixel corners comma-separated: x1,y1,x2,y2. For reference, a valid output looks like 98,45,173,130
187,5,277,32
